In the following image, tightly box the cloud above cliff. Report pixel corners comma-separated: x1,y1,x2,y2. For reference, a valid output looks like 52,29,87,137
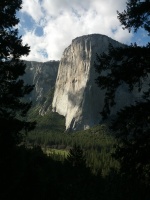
18,0,146,61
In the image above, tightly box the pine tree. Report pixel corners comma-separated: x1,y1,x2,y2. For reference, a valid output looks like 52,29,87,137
95,0,150,185
0,2,36,198
0,0,35,151
66,145,86,168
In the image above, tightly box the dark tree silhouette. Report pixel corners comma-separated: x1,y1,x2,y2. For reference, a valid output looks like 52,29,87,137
0,1,36,197
66,145,86,168
117,0,150,34
95,0,150,185
0,0,35,151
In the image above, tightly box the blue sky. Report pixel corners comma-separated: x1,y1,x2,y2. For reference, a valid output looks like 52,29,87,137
17,0,149,62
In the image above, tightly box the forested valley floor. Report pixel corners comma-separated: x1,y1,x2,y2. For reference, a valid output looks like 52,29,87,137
11,106,148,200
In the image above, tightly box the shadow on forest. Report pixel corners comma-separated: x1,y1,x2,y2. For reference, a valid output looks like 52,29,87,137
0,145,149,200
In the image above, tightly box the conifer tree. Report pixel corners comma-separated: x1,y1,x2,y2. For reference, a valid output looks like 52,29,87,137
95,0,150,184
0,0,35,151
66,145,86,168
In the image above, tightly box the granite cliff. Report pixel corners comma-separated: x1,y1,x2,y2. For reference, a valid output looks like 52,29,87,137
23,60,59,115
23,34,141,132
52,34,139,131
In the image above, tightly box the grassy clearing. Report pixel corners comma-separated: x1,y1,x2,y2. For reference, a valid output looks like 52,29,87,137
42,147,69,157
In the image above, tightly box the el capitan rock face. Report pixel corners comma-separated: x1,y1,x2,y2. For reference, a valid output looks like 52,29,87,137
52,34,138,131
23,34,142,132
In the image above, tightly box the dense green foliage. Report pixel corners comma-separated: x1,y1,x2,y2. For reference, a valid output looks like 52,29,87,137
95,0,150,188
26,112,119,176
27,106,65,134
24,134,150,200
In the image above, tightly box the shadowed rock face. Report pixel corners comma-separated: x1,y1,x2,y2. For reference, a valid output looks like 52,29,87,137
23,60,59,115
52,34,139,131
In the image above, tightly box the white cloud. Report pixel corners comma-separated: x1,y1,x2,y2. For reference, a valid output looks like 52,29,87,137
21,0,44,23
20,0,133,61
21,31,47,62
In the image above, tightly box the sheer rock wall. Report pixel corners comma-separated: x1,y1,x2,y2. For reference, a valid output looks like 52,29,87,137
52,34,138,131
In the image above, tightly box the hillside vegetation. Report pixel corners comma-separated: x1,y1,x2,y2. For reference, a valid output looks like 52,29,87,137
26,105,118,175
